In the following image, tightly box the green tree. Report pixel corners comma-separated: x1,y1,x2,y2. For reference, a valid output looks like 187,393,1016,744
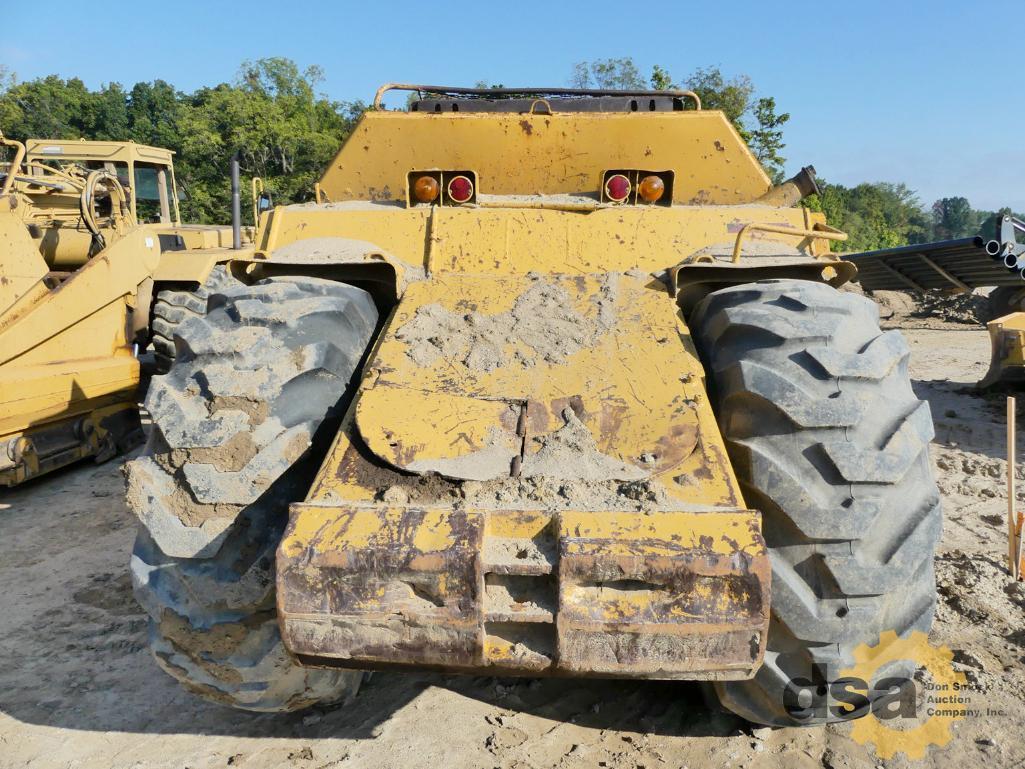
0,58,367,223
167,59,367,222
931,196,980,239
649,65,676,91
127,80,186,150
682,66,753,124
0,65,13,96
0,75,94,138
573,59,790,180
748,97,789,181
570,58,645,90
804,180,931,252
972,206,1024,242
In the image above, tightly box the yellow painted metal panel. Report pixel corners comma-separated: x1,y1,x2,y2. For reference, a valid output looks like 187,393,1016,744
257,202,821,280
283,505,470,557
319,111,772,204
318,272,739,508
151,247,233,282
429,204,817,275
278,503,769,677
257,205,430,269
0,208,49,313
0,218,151,449
0,355,139,435
2,300,133,368
0,227,159,365
980,311,1025,387
356,388,522,481
559,509,762,559
25,139,176,166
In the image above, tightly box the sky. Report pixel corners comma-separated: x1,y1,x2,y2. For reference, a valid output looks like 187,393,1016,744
3,0,1022,211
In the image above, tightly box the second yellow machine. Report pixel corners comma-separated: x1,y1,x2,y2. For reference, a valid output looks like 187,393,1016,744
0,134,253,486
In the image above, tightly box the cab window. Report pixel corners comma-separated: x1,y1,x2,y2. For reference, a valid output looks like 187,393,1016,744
134,163,173,223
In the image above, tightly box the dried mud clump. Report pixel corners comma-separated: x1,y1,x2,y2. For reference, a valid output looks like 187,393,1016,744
870,288,988,325
396,275,618,372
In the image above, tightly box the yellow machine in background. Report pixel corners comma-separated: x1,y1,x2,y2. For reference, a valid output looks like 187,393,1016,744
0,134,252,486
14,138,243,264
982,311,1025,387
126,85,941,727
0,189,155,485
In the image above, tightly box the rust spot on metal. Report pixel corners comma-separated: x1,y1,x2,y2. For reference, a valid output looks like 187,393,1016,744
549,395,587,423
519,120,533,136
705,441,740,506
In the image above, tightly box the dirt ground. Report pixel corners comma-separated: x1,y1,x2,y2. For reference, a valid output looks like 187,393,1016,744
2,301,1024,769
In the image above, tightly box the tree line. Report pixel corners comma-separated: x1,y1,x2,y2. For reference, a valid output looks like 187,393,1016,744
0,59,365,224
1,57,1018,252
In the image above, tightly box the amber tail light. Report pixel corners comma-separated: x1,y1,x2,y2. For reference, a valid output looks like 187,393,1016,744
413,175,440,203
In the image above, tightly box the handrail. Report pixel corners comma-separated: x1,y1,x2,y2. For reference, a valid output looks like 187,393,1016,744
0,134,26,196
528,98,553,115
373,83,701,110
732,222,848,263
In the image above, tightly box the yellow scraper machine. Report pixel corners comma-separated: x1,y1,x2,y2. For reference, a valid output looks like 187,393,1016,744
126,84,942,726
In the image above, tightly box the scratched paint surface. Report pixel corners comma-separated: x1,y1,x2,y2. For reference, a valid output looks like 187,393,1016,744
279,505,768,677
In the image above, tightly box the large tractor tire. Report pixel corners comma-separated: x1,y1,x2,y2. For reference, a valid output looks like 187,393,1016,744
127,276,378,711
690,279,941,726
150,266,238,373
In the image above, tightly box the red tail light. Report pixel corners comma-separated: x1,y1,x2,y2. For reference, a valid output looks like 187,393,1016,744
605,174,631,203
447,175,474,204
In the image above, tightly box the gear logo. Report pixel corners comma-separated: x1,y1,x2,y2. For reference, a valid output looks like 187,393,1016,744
841,630,968,760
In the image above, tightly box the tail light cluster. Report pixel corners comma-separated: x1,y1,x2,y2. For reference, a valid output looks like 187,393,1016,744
408,171,477,206
601,170,674,206
405,169,673,207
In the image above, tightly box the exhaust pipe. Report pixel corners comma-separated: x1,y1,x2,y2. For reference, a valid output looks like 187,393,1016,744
754,165,820,207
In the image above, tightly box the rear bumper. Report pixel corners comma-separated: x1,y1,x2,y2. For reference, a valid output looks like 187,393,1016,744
277,504,769,680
